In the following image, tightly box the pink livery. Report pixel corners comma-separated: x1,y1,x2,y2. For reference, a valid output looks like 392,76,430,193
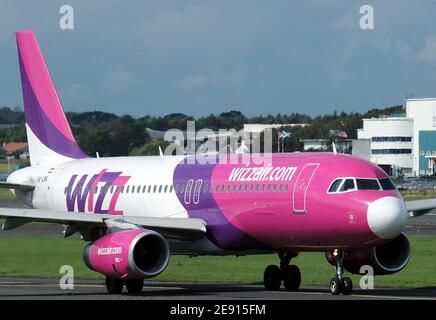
2,30,424,296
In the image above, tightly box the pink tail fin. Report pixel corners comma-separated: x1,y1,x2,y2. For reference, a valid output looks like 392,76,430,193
16,30,87,166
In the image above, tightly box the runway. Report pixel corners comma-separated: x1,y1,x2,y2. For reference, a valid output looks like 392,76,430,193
0,278,434,300
0,201,436,300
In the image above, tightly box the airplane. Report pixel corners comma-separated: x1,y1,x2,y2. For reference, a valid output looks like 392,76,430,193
1,30,435,295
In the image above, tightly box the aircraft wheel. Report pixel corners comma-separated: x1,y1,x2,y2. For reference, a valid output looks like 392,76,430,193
329,277,342,295
105,276,124,294
341,277,353,295
282,265,301,291
264,265,282,290
125,278,144,294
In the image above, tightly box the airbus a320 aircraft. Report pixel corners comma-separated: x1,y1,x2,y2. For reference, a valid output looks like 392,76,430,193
1,30,435,295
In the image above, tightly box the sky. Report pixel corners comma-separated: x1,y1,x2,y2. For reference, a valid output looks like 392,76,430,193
1,0,436,118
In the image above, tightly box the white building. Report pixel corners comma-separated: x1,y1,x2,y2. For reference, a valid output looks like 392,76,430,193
358,98,436,176
301,139,329,151
243,123,308,134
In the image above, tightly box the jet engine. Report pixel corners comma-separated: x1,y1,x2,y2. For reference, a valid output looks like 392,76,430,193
326,233,410,275
83,228,170,279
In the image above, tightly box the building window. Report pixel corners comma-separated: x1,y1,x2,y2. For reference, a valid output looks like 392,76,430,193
371,149,412,155
371,136,412,142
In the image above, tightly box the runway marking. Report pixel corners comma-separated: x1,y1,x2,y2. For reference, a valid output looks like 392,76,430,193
0,281,434,300
281,290,436,300
0,282,183,290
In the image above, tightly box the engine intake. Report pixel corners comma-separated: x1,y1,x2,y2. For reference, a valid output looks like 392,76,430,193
326,233,410,275
83,228,170,279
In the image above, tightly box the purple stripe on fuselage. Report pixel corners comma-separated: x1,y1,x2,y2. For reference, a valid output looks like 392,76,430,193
173,157,271,251
18,51,88,159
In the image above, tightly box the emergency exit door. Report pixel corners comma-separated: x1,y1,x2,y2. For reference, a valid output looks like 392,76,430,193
292,163,319,214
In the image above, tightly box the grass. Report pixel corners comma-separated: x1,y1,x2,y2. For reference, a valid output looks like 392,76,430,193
0,189,17,202
401,189,436,201
0,234,435,288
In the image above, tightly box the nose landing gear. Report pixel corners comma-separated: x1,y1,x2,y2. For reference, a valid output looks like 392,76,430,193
329,250,353,295
263,251,301,291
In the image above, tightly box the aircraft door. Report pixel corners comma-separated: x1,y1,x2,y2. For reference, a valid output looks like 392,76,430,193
292,163,319,214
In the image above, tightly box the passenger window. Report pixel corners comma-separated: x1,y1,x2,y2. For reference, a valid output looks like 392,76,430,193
356,179,380,190
379,178,396,190
328,179,343,193
340,179,355,192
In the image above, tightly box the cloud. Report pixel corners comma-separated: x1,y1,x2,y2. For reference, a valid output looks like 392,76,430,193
177,69,245,92
61,83,94,110
104,70,139,91
418,35,436,63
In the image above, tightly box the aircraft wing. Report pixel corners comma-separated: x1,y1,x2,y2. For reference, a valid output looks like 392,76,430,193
406,198,436,217
0,208,206,240
0,181,34,191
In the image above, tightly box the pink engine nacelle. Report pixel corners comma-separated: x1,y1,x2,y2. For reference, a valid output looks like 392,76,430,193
83,228,170,279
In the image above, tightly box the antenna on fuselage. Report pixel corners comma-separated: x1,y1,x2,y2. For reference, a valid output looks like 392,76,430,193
332,142,337,155
96,152,100,158
159,146,164,157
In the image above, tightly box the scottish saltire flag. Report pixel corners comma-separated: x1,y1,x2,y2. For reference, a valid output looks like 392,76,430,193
279,130,292,139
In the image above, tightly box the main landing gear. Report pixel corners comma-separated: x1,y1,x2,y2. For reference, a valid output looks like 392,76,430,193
105,276,144,294
263,252,301,291
329,250,352,295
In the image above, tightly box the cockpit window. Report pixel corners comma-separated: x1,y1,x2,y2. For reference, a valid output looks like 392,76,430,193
356,179,381,190
328,179,343,193
340,179,355,192
379,178,396,190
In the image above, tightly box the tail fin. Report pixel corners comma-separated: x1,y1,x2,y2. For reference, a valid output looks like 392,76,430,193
16,30,87,167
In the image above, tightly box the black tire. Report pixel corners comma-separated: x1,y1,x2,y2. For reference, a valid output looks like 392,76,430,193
282,265,301,291
125,278,144,294
342,277,353,295
264,265,282,291
105,277,124,294
329,277,342,295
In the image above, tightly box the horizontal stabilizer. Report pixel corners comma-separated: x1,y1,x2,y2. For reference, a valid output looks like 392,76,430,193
0,181,34,191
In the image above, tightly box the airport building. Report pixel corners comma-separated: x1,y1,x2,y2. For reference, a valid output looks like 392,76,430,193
358,98,436,176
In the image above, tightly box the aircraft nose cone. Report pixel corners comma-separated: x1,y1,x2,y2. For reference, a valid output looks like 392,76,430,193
367,196,408,239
